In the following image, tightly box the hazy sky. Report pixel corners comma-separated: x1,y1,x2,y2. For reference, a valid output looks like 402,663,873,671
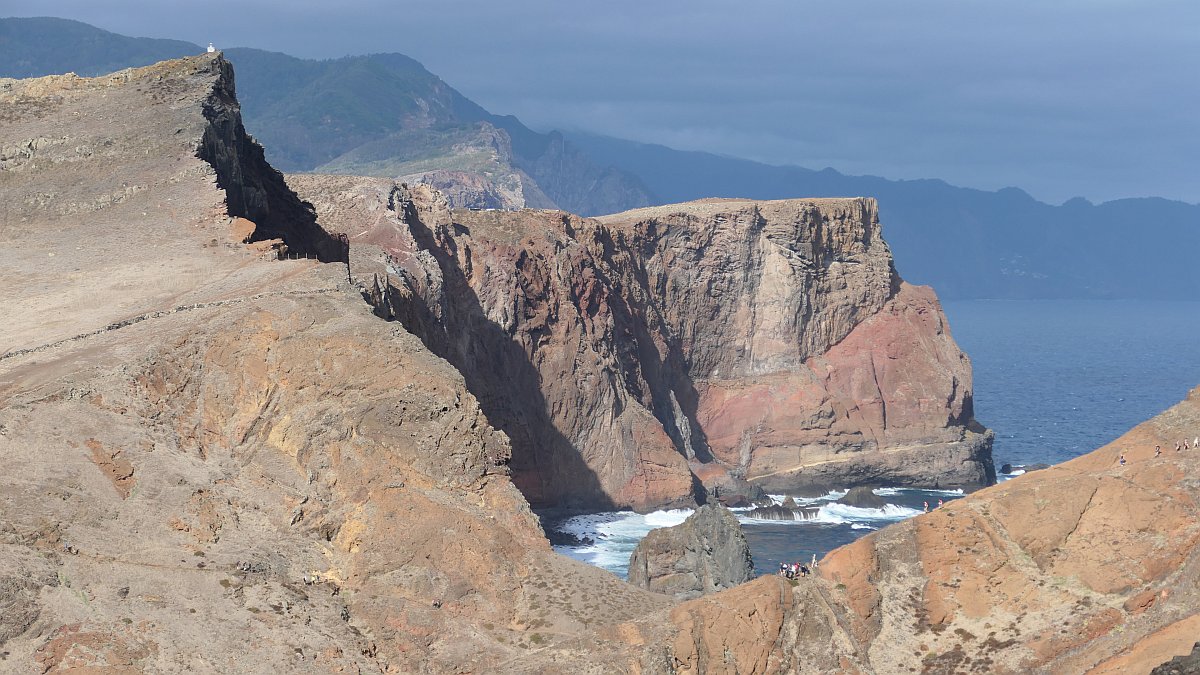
9,1,1199,204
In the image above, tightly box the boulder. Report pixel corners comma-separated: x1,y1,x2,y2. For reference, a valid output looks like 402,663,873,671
628,504,754,599
839,486,886,508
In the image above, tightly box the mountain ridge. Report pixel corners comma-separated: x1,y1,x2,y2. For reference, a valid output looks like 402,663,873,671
567,130,1200,299
0,17,655,217
3,16,1196,300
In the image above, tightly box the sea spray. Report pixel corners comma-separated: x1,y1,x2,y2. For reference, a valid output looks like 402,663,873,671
549,487,963,579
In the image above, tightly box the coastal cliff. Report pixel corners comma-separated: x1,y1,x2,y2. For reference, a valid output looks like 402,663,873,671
0,54,665,673
290,177,993,511
3,53,1199,675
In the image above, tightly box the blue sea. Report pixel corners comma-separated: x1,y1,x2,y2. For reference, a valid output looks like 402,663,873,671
551,300,1200,578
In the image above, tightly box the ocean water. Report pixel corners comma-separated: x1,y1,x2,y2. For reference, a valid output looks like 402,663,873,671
550,488,964,578
943,300,1200,468
549,300,1200,579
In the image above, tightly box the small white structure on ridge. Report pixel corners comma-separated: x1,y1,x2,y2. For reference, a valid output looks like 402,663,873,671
207,42,216,53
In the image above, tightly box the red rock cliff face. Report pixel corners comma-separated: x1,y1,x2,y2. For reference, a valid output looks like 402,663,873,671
600,200,992,495
289,180,993,511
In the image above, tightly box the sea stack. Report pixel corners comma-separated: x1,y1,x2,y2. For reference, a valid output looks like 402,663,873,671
627,504,754,599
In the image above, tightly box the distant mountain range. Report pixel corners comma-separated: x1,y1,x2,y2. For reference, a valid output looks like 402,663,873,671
3,16,1196,299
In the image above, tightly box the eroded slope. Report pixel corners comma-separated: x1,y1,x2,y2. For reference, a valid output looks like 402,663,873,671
0,54,669,674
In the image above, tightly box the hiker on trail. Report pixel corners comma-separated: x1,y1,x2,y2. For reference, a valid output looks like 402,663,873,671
1120,454,1127,466
937,499,944,508
1185,439,1192,450
779,562,788,577
811,553,817,571
1156,445,1162,457
1176,442,1182,452
923,501,929,512
799,564,810,577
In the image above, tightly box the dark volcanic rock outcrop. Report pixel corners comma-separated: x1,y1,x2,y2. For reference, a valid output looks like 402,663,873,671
839,486,886,508
1154,643,1200,675
627,504,753,600
195,56,346,262
291,178,994,511
746,504,819,521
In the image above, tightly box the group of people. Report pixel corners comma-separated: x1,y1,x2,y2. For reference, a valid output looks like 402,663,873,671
778,554,819,580
1120,436,1198,465
922,499,944,512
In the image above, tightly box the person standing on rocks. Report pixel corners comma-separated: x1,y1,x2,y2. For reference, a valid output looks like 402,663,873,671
1120,454,1127,465
923,501,929,512
1156,445,1162,457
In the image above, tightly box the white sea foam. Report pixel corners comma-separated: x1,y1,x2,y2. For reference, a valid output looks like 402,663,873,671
553,490,947,578
767,490,847,506
551,509,695,577
872,487,965,497
819,502,920,521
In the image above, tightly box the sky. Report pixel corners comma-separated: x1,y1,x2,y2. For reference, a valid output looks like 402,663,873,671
8,0,1199,204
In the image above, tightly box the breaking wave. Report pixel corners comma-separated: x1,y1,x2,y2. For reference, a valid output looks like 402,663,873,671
549,486,961,578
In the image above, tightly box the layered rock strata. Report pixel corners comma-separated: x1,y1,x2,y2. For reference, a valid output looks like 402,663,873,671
628,504,754,599
290,177,994,511
0,54,669,674
4,54,1200,675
